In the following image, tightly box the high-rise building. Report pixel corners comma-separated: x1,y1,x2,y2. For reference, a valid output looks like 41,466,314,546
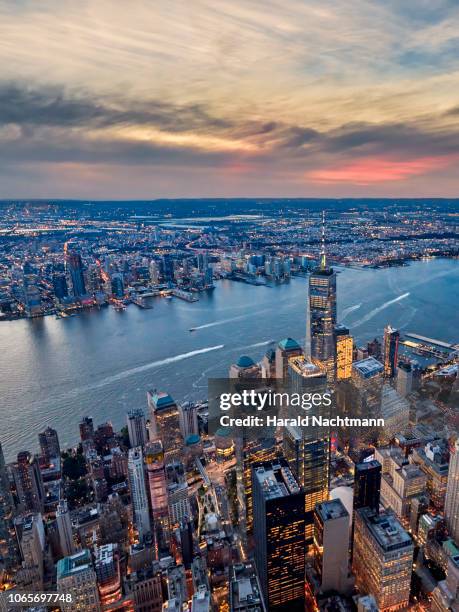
261,347,276,379
38,426,60,462
229,562,266,612
147,391,183,459
144,441,169,530
12,451,45,514
127,408,147,448
94,543,122,608
0,443,20,570
284,356,330,542
275,338,303,379
314,499,352,594
445,439,459,545
242,438,278,534
410,440,449,510
352,508,414,611
57,549,101,611
79,416,94,442
125,563,163,612
128,447,151,540
307,213,337,379
111,272,124,299
229,355,262,379
56,499,75,558
353,460,382,513
396,362,413,397
383,325,400,378
15,513,45,590
178,402,199,438
335,325,353,380
66,251,86,298
252,459,306,611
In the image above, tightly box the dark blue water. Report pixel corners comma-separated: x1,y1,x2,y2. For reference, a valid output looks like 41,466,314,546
0,258,457,461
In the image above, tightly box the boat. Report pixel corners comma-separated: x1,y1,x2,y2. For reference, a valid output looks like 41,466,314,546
189,328,196,332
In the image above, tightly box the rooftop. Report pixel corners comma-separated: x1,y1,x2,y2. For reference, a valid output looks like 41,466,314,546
316,499,349,522
278,337,301,351
254,460,300,500
353,357,384,379
236,355,256,368
358,508,413,552
57,549,92,580
231,563,264,611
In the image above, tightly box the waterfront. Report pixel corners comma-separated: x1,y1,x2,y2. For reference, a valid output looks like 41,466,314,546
0,257,458,460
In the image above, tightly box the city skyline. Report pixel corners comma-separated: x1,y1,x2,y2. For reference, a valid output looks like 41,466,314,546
2,1,459,198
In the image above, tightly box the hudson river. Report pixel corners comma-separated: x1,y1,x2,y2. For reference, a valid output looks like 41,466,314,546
0,258,458,460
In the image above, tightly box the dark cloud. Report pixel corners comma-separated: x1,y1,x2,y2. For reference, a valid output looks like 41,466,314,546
1,81,459,171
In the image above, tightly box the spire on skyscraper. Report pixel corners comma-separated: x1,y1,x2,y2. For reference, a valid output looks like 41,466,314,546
320,210,327,270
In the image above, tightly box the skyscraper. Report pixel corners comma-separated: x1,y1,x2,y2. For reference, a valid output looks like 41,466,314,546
127,447,151,540
307,213,337,379
383,325,400,378
56,499,75,558
352,508,414,611
284,356,330,542
314,499,352,595
0,442,20,570
445,439,459,545
38,426,60,463
126,408,147,448
252,459,306,611
353,460,382,513
275,338,303,379
66,251,86,298
334,325,353,380
12,451,45,514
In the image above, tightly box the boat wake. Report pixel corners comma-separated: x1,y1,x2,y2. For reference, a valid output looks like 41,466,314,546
340,303,362,321
352,293,410,328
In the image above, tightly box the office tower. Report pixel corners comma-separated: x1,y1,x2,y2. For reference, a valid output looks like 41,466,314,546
307,213,337,379
314,499,352,594
445,439,459,545
383,325,400,378
147,391,183,458
166,461,190,528
22,274,43,317
284,356,330,542
56,499,75,558
229,355,262,379
149,260,160,285
411,440,449,509
179,518,194,568
191,586,211,612
367,337,382,360
353,460,382,513
431,554,459,612
15,513,45,590
380,462,427,520
351,357,384,419
379,384,410,443
275,338,302,379
0,443,20,570
66,251,86,298
252,459,306,612
144,441,169,530
57,549,101,611
229,562,266,612
396,362,413,397
79,416,94,442
128,447,151,540
334,325,353,380
12,451,45,513
111,272,124,298
127,408,147,448
242,438,278,534
178,402,199,438
125,563,163,611
261,347,276,378
38,426,60,462
94,543,122,608
352,508,414,611
52,272,68,300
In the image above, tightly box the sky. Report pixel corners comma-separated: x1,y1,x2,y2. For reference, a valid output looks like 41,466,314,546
1,0,459,198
